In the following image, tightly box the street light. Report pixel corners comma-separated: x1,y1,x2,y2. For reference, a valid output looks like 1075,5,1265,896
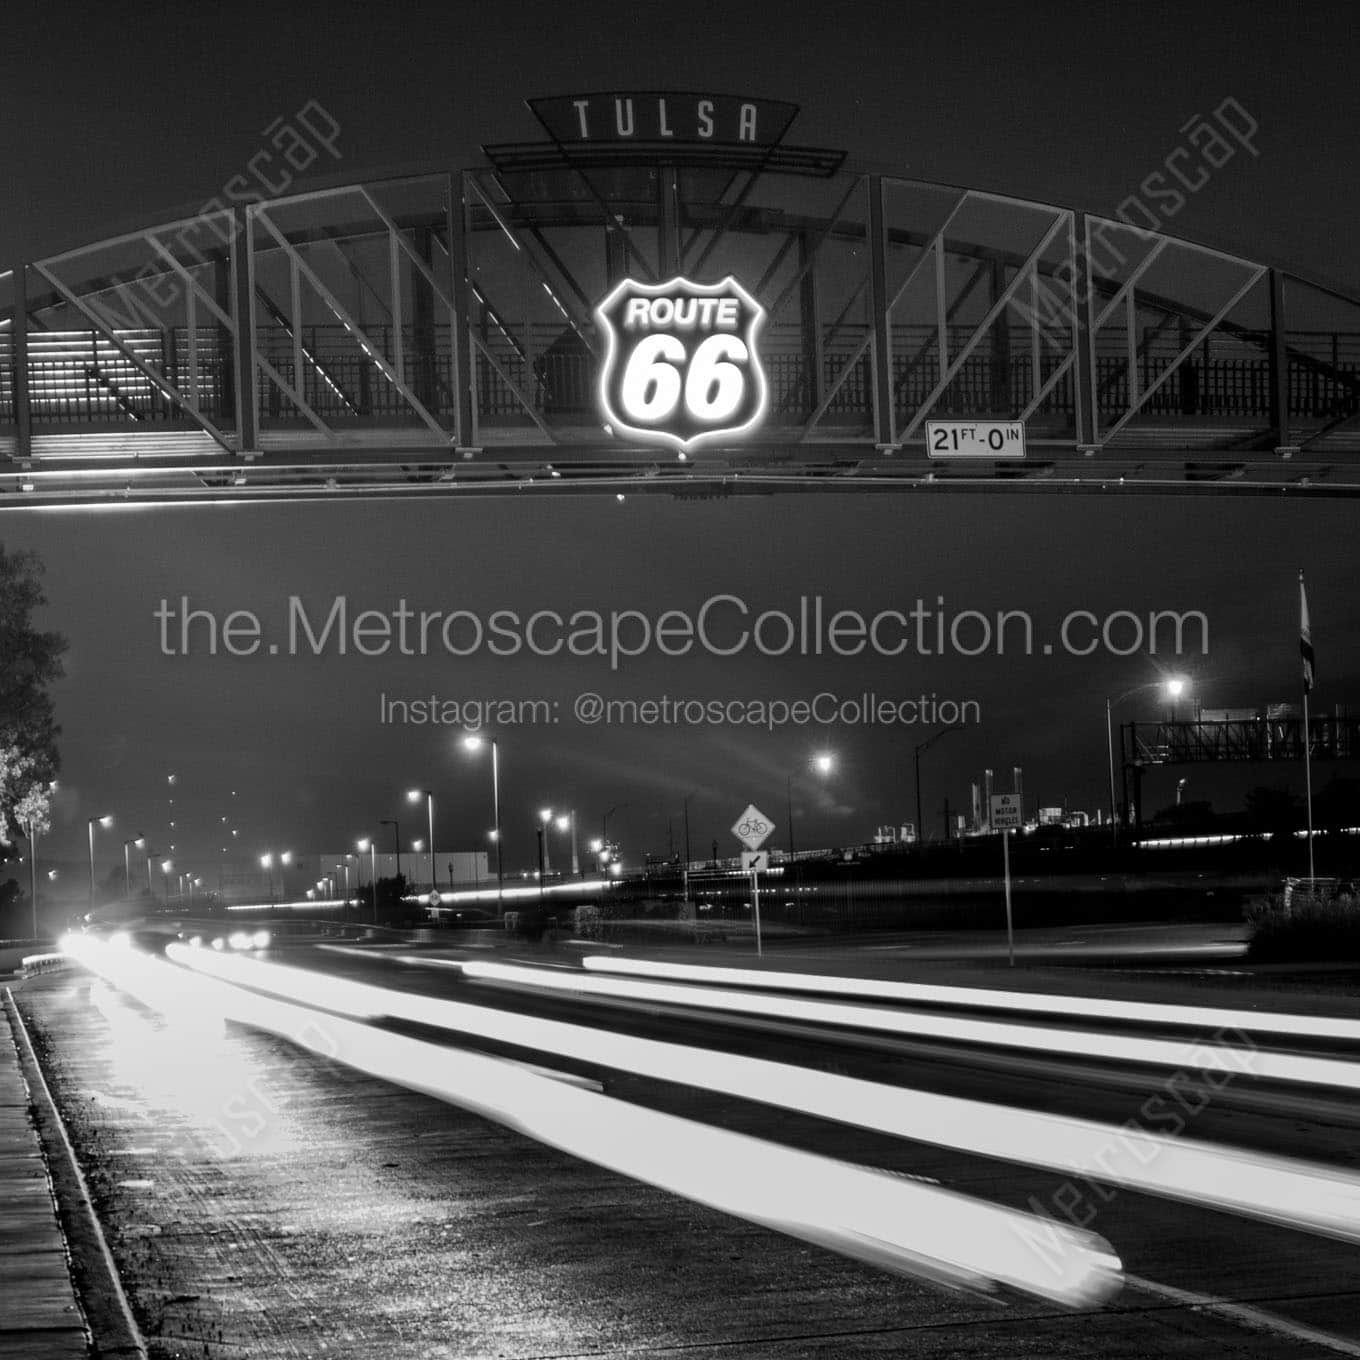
602,804,628,851
87,814,113,911
380,819,402,884
357,837,378,922
462,735,503,914
915,729,964,844
160,859,172,905
786,754,835,861
1106,675,1190,840
538,808,554,875
260,852,275,903
407,789,435,895
554,811,579,877
123,836,145,898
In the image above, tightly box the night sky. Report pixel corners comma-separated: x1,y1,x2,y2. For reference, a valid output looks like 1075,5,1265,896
3,1,1358,881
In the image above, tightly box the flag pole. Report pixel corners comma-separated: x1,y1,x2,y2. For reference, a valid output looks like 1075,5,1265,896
1299,569,1316,882
1303,682,1315,882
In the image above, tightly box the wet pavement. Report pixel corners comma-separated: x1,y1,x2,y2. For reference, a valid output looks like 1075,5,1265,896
11,953,1360,1358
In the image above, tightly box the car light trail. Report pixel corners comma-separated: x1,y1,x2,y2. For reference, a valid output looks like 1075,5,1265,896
463,959,1360,1093
157,942,1360,1246
65,935,1120,1306
580,956,1360,1045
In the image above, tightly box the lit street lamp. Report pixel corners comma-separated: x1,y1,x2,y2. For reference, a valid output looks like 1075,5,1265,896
380,819,402,884
122,836,145,898
407,789,435,895
786,754,835,861
1106,676,1190,840
160,859,173,904
357,837,378,922
88,814,113,911
538,808,553,875
601,804,628,856
462,735,503,914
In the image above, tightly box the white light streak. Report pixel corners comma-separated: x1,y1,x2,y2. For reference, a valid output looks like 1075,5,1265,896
580,956,1360,1046
72,935,1118,1305
477,962,1360,1090
160,945,1360,1247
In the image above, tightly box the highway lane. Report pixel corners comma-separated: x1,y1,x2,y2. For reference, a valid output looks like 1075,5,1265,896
13,939,1360,1357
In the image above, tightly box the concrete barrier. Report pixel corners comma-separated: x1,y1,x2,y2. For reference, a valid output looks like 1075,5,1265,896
20,952,69,976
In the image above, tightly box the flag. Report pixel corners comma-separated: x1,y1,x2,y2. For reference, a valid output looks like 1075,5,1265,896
1299,571,1315,694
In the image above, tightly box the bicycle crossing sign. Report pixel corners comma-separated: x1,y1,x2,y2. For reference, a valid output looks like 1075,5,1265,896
731,804,775,851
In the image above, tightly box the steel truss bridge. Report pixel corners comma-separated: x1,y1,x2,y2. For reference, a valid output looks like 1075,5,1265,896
5,118,1360,506
1120,714,1360,825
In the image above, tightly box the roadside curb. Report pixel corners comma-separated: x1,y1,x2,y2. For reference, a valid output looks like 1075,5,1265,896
3,986,149,1359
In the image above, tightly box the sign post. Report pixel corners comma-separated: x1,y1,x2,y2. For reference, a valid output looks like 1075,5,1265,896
990,794,1022,967
731,805,775,956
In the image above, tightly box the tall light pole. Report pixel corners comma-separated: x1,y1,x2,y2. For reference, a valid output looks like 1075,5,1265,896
555,811,579,876
786,753,835,860
358,837,378,922
27,817,39,940
123,837,144,897
602,804,627,852
462,736,503,914
407,789,434,895
538,808,554,875
380,819,402,884
160,859,172,905
87,814,113,911
916,728,963,844
260,852,275,903
1107,676,1190,842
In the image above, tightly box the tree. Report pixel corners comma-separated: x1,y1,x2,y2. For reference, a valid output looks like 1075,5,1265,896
0,744,53,852
0,546,66,810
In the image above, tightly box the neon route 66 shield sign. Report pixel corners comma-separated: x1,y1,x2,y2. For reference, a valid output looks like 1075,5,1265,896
594,276,769,455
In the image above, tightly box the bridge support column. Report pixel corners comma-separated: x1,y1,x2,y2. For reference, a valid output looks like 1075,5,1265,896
990,258,1011,412
446,172,477,449
657,166,680,277
412,227,438,412
799,230,824,415
1072,212,1097,448
230,208,258,454
867,176,895,446
1269,269,1291,449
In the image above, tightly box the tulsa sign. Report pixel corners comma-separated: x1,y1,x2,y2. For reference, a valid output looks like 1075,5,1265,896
594,276,769,455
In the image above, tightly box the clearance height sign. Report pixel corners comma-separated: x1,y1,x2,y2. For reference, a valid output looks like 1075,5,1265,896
595,277,769,455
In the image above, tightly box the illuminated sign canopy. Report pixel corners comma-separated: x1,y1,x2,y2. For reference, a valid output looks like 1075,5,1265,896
528,92,800,147
594,276,770,455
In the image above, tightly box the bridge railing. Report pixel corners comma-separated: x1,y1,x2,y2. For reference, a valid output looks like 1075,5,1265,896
12,319,1360,435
